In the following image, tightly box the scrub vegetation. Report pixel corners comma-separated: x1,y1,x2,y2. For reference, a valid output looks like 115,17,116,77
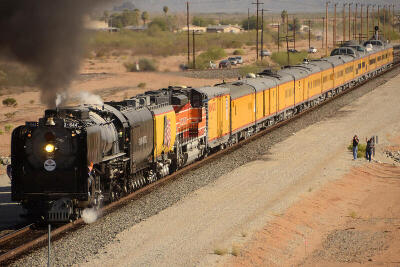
271,51,308,66
347,142,367,158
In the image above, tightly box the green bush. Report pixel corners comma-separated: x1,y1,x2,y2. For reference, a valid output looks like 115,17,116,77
4,112,16,119
4,124,13,133
193,47,227,69
271,51,308,66
2,98,17,107
233,49,245,55
239,65,262,76
124,58,157,72
347,143,367,158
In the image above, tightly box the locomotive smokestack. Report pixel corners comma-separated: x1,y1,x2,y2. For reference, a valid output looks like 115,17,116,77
0,0,106,107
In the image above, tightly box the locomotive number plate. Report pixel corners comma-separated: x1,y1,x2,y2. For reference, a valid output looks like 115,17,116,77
44,159,56,171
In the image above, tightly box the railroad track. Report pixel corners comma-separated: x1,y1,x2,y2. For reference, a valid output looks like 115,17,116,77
1,58,399,266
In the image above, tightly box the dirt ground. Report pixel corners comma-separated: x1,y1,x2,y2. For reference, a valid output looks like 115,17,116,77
227,163,400,267
73,69,400,267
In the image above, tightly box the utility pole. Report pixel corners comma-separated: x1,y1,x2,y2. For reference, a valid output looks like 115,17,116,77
252,0,263,61
278,23,280,52
293,16,296,50
287,14,289,37
186,2,190,67
192,30,196,69
322,16,325,49
325,2,329,53
392,4,395,33
286,36,290,65
334,3,337,47
360,4,363,41
248,8,250,31
367,5,371,39
308,20,311,49
261,9,264,60
343,3,347,42
354,3,358,40
383,5,386,38
378,5,380,31
349,3,352,40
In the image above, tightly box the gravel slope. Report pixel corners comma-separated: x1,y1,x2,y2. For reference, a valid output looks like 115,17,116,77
9,67,400,267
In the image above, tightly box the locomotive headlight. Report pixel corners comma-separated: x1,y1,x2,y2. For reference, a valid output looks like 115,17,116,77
45,144,55,153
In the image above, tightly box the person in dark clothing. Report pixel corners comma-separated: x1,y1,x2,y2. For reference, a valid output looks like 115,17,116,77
366,138,373,162
352,135,359,160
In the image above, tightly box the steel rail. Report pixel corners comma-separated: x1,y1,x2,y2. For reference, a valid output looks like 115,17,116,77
1,58,399,265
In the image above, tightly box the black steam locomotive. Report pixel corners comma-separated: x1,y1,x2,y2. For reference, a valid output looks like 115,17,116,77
11,87,207,222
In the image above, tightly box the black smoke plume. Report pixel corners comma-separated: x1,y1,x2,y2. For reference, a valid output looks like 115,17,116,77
0,1,105,107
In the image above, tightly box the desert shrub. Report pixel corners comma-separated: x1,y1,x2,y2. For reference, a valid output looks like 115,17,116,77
138,82,146,88
4,124,13,133
124,58,157,72
2,98,17,107
214,248,228,255
233,49,245,55
29,100,35,104
271,51,308,66
239,65,261,76
95,47,108,58
347,142,367,158
201,47,226,60
0,129,3,135
87,30,257,58
231,245,240,256
193,47,227,69
4,112,16,119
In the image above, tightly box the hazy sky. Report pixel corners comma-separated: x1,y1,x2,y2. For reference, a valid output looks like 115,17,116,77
127,0,398,13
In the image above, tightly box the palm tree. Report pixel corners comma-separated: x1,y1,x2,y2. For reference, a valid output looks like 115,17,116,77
163,6,169,16
141,11,149,25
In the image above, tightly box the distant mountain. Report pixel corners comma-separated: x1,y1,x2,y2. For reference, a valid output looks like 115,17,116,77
124,0,398,13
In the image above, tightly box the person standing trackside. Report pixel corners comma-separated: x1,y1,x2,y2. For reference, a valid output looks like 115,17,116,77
366,138,374,162
352,135,359,160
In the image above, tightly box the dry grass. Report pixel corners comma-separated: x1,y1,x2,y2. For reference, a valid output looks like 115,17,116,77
231,245,241,256
214,247,228,256
349,211,358,219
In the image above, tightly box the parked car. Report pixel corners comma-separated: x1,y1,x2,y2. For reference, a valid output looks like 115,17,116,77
219,60,231,69
228,57,238,65
288,48,299,53
260,50,272,57
308,47,318,53
235,56,243,64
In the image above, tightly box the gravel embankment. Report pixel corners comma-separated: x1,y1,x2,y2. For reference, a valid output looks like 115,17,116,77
172,68,242,79
9,67,400,267
312,229,388,263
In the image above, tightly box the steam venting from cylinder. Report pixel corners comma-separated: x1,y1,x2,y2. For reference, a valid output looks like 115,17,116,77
0,0,105,107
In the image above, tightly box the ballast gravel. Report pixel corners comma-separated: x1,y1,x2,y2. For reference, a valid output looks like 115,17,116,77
9,67,400,267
